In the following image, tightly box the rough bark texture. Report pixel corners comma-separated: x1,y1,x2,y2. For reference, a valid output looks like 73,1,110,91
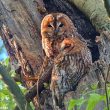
0,0,109,110
68,0,110,31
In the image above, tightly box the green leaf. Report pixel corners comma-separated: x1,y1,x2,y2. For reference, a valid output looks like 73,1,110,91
107,89,110,97
86,93,104,110
76,97,86,110
0,80,15,110
68,97,86,110
90,82,98,90
104,107,108,110
76,97,86,106
0,101,6,107
68,99,76,110
4,57,9,66
0,93,6,100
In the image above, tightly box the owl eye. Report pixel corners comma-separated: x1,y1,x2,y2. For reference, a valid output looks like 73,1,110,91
59,23,64,27
48,24,52,27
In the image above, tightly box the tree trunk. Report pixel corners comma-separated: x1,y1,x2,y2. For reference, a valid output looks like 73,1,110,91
0,0,109,110
68,0,110,31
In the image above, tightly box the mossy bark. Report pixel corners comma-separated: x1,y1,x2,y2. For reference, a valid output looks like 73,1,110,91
68,0,110,31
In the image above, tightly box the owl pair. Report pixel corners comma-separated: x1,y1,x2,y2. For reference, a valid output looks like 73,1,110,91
41,13,92,108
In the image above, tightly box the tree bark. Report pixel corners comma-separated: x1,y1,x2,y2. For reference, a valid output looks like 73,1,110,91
0,0,109,110
68,0,110,31
0,64,33,110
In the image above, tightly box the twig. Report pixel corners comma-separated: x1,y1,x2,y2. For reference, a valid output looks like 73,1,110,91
104,64,110,110
25,65,53,102
36,56,48,109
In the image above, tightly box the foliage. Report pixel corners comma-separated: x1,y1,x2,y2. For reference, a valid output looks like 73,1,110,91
0,80,15,110
68,97,86,110
0,39,16,109
68,84,110,110
0,58,15,110
0,57,28,110
0,39,34,110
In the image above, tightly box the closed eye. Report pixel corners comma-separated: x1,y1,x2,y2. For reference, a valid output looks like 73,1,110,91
64,44,71,49
48,24,52,27
59,23,64,27
61,44,71,51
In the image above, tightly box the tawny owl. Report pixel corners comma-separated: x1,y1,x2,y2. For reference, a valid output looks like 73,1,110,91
41,13,82,58
51,37,92,108
41,13,92,109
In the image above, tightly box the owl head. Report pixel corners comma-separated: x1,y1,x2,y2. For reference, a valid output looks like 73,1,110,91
41,13,77,40
60,37,87,54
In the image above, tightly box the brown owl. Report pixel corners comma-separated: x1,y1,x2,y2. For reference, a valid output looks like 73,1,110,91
41,13,81,58
41,13,92,109
51,37,92,108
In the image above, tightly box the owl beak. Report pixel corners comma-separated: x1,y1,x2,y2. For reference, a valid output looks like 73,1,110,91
54,29,59,35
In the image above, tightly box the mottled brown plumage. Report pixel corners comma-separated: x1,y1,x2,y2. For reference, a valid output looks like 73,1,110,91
41,13,92,109
51,37,92,108
41,13,79,58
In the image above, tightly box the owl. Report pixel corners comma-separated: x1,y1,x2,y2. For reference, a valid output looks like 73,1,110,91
41,13,80,58
51,37,92,108
41,13,92,109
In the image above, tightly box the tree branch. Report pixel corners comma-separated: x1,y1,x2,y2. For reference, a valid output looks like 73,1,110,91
104,64,110,110
0,64,33,110
25,65,53,102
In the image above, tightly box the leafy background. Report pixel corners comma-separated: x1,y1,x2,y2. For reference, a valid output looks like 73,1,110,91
0,38,16,110
0,38,34,110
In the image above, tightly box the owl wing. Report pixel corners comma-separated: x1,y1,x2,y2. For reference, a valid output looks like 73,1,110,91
50,38,92,108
